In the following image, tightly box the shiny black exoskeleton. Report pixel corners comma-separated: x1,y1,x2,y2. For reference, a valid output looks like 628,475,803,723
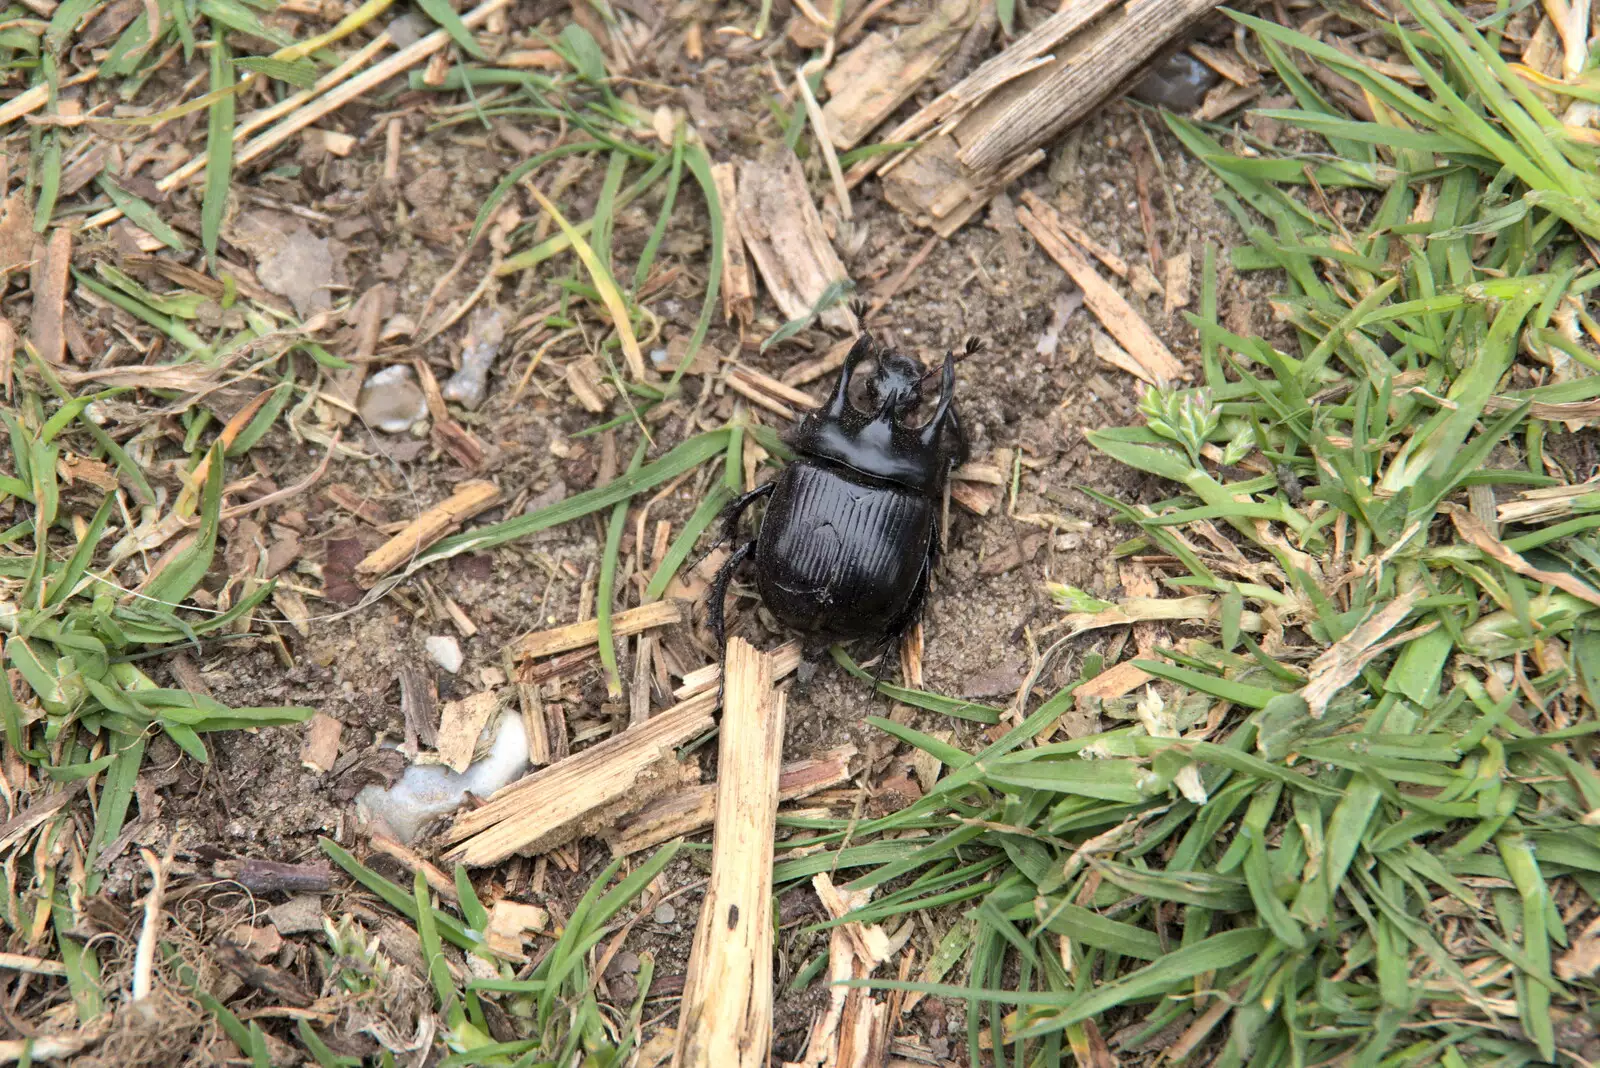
707,329,974,680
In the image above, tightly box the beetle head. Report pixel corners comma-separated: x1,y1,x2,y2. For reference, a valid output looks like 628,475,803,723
790,331,964,493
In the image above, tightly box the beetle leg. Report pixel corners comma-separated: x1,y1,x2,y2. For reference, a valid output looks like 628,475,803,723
945,403,969,470
867,527,940,693
708,539,757,716
707,539,757,661
691,482,774,571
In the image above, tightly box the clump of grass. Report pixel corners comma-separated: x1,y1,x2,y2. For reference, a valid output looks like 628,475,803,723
779,1,1600,1063
316,838,676,1065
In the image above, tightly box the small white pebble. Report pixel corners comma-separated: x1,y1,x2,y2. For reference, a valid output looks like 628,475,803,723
653,903,677,924
426,635,463,674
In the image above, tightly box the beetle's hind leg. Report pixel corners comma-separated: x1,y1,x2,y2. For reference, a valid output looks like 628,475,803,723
865,528,940,695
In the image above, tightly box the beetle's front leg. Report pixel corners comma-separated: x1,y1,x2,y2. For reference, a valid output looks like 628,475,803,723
707,539,757,715
706,539,756,659
693,483,774,571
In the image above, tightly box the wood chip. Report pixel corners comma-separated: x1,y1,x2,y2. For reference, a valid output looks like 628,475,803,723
299,713,342,774
820,0,976,151
414,357,489,469
609,745,857,858
1164,249,1192,318
28,228,71,365
791,873,891,1067
354,480,501,586
712,163,754,327
673,638,787,1068
949,481,998,516
854,0,1217,237
313,128,356,156
0,194,34,272
0,317,14,398
1189,41,1259,86
509,600,682,661
434,690,500,773
325,484,387,525
1018,192,1185,385
370,831,456,900
1042,209,1128,278
485,900,550,959
735,148,857,334
729,364,817,412
566,356,611,412
673,640,802,701
443,692,717,865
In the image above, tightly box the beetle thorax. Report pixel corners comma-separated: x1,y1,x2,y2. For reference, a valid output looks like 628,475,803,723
790,333,958,495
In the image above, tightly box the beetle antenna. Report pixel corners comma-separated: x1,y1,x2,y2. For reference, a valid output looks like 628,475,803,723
919,336,982,383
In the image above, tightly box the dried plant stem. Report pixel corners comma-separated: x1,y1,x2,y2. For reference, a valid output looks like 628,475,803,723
673,637,786,1068
131,846,168,1004
796,69,853,221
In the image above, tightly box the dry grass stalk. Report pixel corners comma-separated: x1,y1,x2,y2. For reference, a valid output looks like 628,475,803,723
1445,503,1600,609
609,744,856,857
1301,587,1427,718
370,831,457,900
855,0,1220,235
442,691,717,865
131,847,168,1004
712,163,756,326
1017,192,1186,385
354,480,501,585
509,600,682,660
0,952,64,977
736,149,858,334
821,0,978,150
672,638,787,1068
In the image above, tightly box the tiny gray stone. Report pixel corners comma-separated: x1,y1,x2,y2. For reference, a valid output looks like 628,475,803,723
653,903,676,925
1129,52,1219,111
442,308,507,410
266,894,324,935
386,12,429,48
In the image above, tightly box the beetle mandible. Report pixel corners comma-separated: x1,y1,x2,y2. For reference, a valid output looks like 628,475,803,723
707,328,977,683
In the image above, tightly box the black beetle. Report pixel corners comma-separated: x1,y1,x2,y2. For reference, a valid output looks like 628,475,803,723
707,329,976,681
